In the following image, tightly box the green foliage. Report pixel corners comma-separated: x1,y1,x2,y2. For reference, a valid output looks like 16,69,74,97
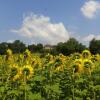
89,38,100,54
1,38,100,55
55,38,86,55
0,50,100,100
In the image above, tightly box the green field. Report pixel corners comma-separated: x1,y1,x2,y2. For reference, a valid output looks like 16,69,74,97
0,49,100,100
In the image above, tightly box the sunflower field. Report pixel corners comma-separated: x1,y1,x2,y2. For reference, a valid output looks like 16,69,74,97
0,49,100,100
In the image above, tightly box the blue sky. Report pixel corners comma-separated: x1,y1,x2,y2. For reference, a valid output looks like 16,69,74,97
0,0,100,45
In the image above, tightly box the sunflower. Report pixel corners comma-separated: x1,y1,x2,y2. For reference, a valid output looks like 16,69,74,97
72,63,83,73
6,49,13,62
82,50,91,59
83,59,93,68
23,49,31,62
72,53,82,60
7,49,12,56
91,55,97,63
83,59,94,73
74,59,82,65
95,54,100,61
10,64,20,81
54,65,64,72
20,65,33,80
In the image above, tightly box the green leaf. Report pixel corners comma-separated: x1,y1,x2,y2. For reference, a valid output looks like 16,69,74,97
34,75,46,82
28,92,45,100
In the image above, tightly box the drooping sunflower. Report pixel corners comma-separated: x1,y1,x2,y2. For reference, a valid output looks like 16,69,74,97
6,49,13,62
10,64,20,81
83,59,93,68
83,59,94,73
20,65,33,80
95,54,100,61
23,49,31,64
7,49,12,56
72,53,82,60
82,50,91,59
74,59,82,65
54,65,64,73
91,55,98,63
45,54,54,62
72,63,83,73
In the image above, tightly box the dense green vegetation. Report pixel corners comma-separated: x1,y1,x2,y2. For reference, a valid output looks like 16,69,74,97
0,49,100,100
0,38,100,100
0,38,100,55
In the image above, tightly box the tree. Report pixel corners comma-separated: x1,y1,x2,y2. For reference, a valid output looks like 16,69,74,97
56,42,65,54
28,43,43,53
89,38,100,54
75,43,86,53
28,44,37,53
0,38,91,55
0,42,8,55
8,40,26,53
55,38,86,55
36,43,43,52
65,38,79,54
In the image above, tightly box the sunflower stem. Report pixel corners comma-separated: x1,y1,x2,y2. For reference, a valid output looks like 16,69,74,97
72,68,75,100
24,72,27,100
3,73,10,100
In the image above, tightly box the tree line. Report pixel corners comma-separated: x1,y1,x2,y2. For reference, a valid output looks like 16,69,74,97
0,38,100,55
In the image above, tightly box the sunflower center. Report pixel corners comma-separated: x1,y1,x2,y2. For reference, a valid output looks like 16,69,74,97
73,64,79,72
84,62,92,68
22,68,30,76
11,68,18,77
75,55,80,59
83,53,89,58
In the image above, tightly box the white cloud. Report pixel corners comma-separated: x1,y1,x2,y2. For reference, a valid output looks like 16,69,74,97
82,34,100,41
11,13,69,44
81,0,100,19
7,40,14,43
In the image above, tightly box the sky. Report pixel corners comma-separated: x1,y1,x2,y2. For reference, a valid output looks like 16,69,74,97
0,0,100,45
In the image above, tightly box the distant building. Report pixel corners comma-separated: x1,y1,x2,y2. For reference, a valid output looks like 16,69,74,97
44,45,54,50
